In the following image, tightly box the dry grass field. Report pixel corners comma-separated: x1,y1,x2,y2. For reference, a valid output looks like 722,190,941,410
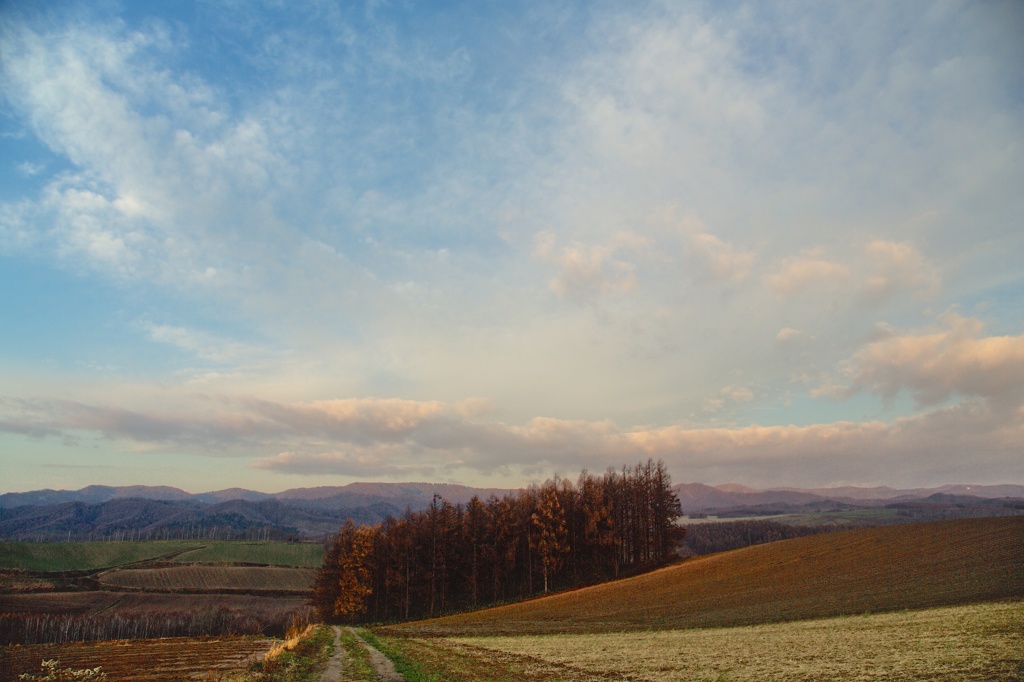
378,600,1024,681
1,636,274,681
384,516,1024,637
97,565,315,592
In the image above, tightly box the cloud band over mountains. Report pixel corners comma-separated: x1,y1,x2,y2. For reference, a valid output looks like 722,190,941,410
2,313,1021,486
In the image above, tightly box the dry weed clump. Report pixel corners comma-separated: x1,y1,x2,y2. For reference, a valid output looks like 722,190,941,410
262,623,317,662
428,600,1024,681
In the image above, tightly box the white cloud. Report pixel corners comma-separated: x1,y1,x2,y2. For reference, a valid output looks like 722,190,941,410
534,231,641,301
688,231,755,285
723,385,754,403
0,21,301,290
768,251,850,296
825,313,1024,408
144,323,258,365
775,327,807,343
858,240,940,304
17,161,46,176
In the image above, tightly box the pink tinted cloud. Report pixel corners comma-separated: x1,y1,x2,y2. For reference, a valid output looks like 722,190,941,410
832,314,1024,406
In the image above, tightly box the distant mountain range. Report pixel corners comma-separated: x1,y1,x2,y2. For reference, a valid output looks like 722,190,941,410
1,481,1021,542
0,481,516,510
0,482,516,542
671,482,1024,513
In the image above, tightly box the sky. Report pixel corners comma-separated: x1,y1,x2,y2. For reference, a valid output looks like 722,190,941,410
1,0,1022,494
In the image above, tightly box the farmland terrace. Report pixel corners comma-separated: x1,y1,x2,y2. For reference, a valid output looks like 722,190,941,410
0,540,319,645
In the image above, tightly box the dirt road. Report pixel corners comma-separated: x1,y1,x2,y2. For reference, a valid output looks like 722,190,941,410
350,628,403,681
318,625,404,681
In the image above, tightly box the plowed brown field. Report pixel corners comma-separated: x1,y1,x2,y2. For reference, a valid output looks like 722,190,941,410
385,516,1024,636
0,592,309,620
1,636,272,681
97,565,315,592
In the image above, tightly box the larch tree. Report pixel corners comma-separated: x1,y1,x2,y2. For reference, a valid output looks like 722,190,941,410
531,484,569,593
315,519,377,622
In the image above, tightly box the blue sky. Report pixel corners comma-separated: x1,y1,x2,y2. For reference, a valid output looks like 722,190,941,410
1,0,1022,494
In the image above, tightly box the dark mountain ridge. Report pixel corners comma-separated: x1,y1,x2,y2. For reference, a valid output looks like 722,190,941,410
0,481,515,509
2,481,1021,542
672,481,1024,513
0,497,404,542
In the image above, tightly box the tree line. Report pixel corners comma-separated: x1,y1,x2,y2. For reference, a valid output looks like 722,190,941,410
681,519,848,556
313,459,683,624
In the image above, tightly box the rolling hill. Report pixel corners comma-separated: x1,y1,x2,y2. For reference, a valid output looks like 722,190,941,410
383,516,1024,636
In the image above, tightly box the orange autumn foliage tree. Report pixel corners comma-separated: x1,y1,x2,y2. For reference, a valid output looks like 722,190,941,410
531,484,569,593
312,519,377,622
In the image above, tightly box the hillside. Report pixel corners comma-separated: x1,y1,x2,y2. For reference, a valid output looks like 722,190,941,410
383,516,1024,636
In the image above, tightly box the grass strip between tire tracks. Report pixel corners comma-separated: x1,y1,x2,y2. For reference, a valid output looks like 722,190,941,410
357,629,448,682
338,628,376,682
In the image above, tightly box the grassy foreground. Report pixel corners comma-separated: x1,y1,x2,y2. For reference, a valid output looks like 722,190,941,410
0,540,323,571
375,600,1024,681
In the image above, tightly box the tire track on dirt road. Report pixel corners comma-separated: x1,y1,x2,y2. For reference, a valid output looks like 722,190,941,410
319,626,345,681
350,627,403,681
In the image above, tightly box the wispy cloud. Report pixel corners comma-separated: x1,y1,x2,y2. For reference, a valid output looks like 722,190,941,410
769,250,850,297
858,240,940,305
534,231,643,301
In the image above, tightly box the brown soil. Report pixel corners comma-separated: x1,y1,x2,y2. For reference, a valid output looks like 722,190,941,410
1,636,273,681
0,591,310,619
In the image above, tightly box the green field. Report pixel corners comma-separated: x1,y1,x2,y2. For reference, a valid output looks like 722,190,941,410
171,541,323,566
98,565,316,591
0,540,323,571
